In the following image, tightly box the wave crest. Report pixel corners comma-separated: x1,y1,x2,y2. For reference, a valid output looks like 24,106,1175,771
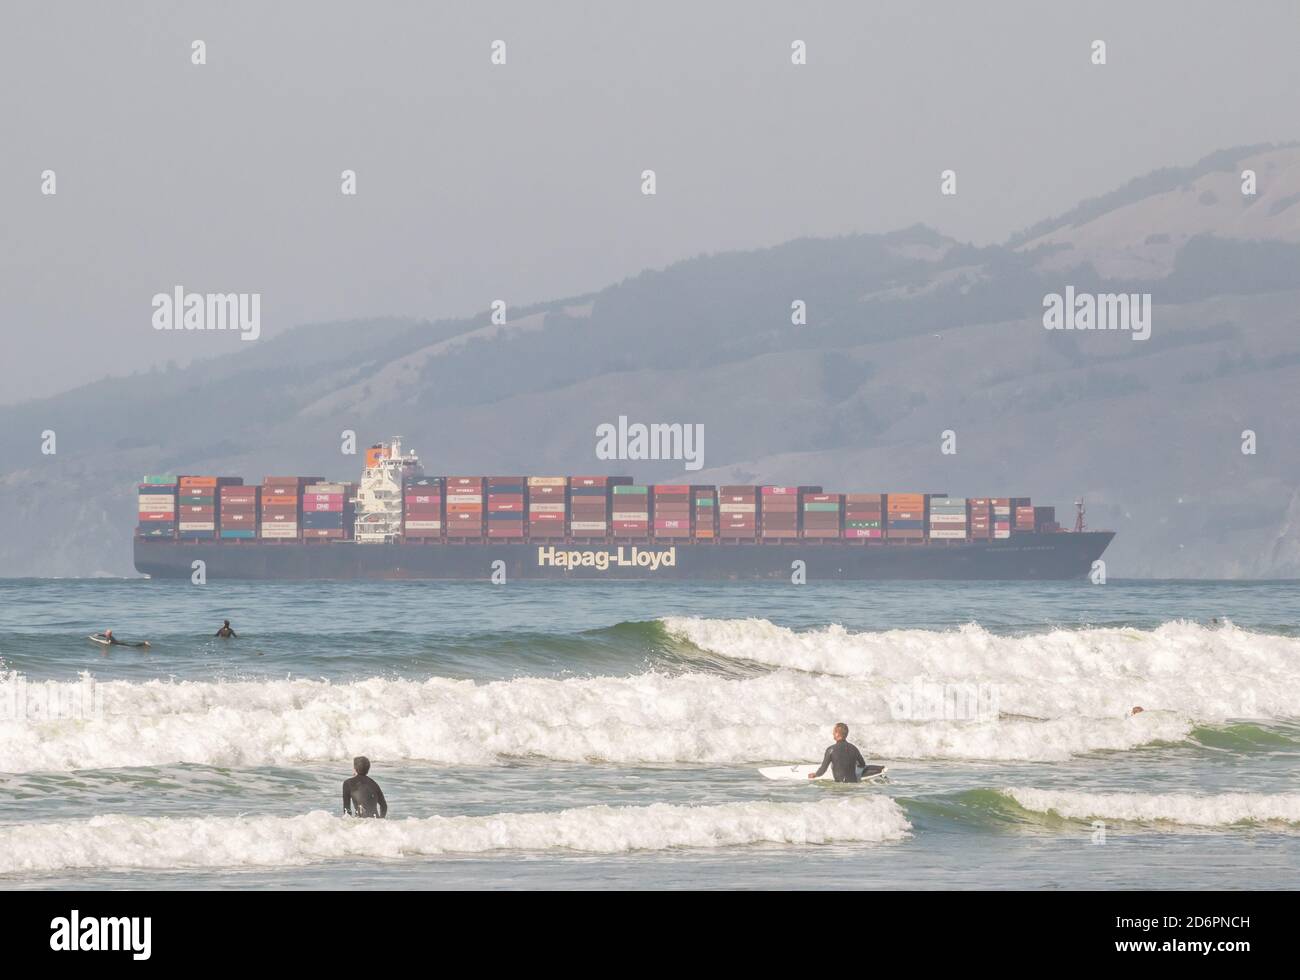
0,797,911,873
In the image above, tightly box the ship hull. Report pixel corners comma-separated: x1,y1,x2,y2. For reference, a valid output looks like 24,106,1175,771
134,532,1114,581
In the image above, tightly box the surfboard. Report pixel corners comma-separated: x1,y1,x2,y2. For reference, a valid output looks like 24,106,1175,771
88,634,111,646
758,764,888,782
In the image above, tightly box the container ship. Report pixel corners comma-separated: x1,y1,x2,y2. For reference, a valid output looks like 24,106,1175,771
133,439,1114,581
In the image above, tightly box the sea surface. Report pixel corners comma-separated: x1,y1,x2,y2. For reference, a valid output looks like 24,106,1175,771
1,578,1298,890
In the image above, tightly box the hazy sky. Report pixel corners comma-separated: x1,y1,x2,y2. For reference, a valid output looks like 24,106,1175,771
3,0,1297,404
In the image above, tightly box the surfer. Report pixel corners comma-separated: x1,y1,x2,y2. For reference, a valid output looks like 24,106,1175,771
215,620,237,638
808,722,871,783
92,629,150,649
342,756,388,818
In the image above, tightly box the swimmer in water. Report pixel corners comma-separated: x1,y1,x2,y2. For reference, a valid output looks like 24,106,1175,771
342,756,388,819
808,722,871,783
95,629,150,648
215,620,237,638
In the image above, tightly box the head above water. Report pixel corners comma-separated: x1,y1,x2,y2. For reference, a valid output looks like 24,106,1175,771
223,619,230,627
833,722,848,741
105,629,113,638
353,756,370,776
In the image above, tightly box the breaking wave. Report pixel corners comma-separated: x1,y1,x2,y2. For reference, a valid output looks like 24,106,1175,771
0,796,910,873
661,618,1300,720
0,670,1191,773
1001,788,1300,827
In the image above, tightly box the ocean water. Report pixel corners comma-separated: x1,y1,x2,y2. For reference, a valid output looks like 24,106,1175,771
1,577,1298,890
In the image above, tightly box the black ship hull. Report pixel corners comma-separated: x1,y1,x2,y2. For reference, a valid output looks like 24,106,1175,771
133,532,1115,581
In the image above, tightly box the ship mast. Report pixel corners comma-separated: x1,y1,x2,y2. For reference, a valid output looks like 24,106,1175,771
1073,498,1086,533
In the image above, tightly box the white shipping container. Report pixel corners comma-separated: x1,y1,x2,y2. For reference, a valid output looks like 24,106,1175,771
178,522,216,531
527,477,567,486
928,514,969,524
993,529,1011,539
446,493,483,504
929,528,968,539
137,495,177,508
403,520,441,531
570,521,607,532
529,503,566,513
612,511,649,521
305,484,346,493
261,526,299,538
719,503,756,514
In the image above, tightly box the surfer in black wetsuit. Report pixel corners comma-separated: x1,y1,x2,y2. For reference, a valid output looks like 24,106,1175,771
215,620,237,638
97,629,150,649
809,722,870,782
343,756,388,818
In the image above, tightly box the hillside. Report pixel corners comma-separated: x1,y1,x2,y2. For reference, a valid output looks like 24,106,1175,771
2,144,1299,578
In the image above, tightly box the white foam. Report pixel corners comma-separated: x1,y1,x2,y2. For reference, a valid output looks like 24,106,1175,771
662,617,1300,720
0,797,910,873
1003,788,1300,827
0,670,1189,772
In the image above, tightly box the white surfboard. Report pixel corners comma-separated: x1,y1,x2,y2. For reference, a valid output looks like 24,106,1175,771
88,634,111,646
759,764,888,782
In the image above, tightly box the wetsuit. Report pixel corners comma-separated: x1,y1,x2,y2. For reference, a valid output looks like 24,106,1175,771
812,740,869,782
216,626,237,638
100,635,147,648
343,775,388,818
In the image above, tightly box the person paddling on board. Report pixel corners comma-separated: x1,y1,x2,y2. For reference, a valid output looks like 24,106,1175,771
343,756,388,818
215,619,237,638
808,722,870,782
96,629,150,648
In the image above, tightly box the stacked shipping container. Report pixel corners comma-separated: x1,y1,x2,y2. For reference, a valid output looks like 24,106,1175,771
1013,497,1035,533
991,498,1011,539
719,486,758,539
260,476,319,540
569,477,610,538
219,485,259,539
403,476,443,540
693,485,716,540
612,485,649,537
486,477,526,540
137,476,177,539
527,477,567,538
844,493,883,539
651,485,691,539
760,486,799,540
802,492,843,539
179,476,242,540
928,497,969,541
446,477,485,538
142,467,1066,549
887,493,925,541
302,482,354,540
